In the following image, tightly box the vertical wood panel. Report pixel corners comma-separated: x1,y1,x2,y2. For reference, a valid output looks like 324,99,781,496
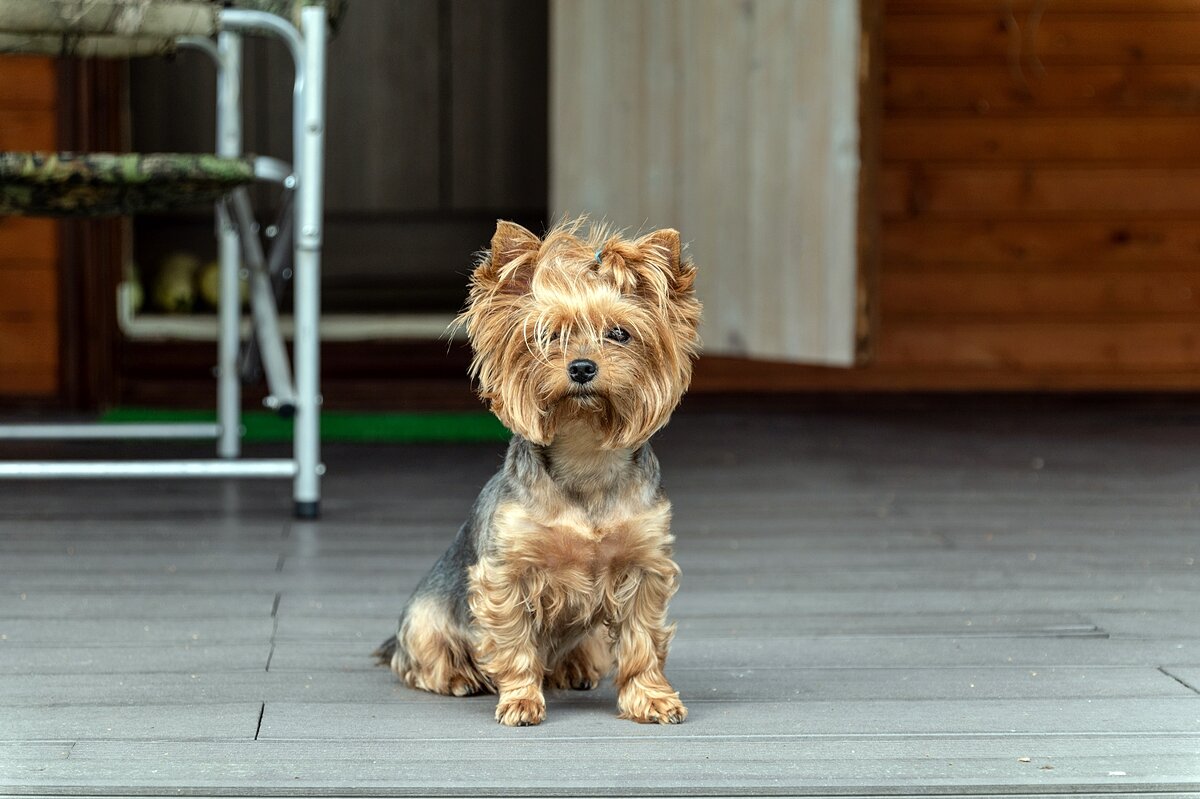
265,0,442,213
450,0,548,211
0,57,58,398
551,0,867,366
681,0,750,356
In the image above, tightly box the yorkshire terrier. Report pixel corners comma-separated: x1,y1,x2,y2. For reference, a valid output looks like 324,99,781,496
374,218,701,726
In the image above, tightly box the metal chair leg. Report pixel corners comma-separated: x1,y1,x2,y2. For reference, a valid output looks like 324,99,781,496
292,5,327,519
215,30,243,459
221,6,326,517
239,188,295,386
228,187,296,415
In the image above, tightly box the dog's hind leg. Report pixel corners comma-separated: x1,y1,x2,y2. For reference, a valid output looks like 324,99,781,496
383,597,488,697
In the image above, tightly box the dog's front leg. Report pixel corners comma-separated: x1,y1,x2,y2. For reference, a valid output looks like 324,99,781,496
469,559,546,726
612,556,687,724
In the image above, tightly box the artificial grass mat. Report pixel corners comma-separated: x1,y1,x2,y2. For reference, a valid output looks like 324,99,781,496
99,408,510,443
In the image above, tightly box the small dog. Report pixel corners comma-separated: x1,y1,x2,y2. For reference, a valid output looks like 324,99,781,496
375,218,701,726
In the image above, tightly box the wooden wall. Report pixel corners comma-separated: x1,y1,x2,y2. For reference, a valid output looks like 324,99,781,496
695,0,1200,391
130,0,547,315
63,1,1200,408
0,57,58,398
551,0,872,367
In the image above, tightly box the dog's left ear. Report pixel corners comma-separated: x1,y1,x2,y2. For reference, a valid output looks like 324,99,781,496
634,228,697,303
474,220,541,296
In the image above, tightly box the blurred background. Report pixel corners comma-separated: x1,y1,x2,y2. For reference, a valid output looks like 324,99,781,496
3,0,1199,416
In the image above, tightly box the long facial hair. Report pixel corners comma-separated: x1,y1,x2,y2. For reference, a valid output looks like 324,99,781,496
455,219,702,449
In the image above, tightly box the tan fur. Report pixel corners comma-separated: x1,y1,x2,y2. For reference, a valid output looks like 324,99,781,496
392,220,699,726
545,627,611,690
456,218,702,449
467,422,686,725
391,597,487,697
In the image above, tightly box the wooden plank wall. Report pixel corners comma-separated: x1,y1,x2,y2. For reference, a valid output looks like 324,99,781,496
695,0,1200,391
551,0,868,366
0,57,58,398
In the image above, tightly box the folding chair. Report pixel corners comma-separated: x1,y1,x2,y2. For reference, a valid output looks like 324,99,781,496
0,0,341,518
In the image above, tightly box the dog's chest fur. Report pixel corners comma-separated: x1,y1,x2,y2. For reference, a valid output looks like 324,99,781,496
479,427,674,632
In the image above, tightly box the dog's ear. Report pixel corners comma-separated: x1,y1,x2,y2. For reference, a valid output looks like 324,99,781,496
475,220,541,295
638,228,681,272
633,228,697,303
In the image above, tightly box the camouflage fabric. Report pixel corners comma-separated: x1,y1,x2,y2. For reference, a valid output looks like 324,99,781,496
0,32,180,57
0,0,217,35
0,152,256,216
226,0,347,34
0,0,345,58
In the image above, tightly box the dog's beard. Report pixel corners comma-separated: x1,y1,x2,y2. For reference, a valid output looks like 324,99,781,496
552,389,612,432
564,383,603,407
547,384,671,450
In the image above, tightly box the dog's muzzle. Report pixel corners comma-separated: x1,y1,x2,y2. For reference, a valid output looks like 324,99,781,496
567,359,598,384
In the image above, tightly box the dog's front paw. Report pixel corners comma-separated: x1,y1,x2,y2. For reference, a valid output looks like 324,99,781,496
495,694,546,727
619,688,687,725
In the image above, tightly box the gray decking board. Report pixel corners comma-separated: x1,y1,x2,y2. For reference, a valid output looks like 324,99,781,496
0,591,276,618
3,738,1198,795
266,634,1200,673
273,588,1195,616
272,611,1106,643
0,553,281,573
0,666,1188,707
0,616,277,645
1,407,1199,797
660,636,1200,669
4,739,1195,791
0,517,287,538
255,697,1200,740
11,563,1195,593
283,549,1200,576
0,644,272,675
2,702,262,741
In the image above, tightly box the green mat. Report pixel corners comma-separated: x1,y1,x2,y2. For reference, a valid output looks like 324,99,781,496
100,408,510,443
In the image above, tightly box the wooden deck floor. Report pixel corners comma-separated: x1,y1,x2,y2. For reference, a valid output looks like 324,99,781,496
1,405,1198,797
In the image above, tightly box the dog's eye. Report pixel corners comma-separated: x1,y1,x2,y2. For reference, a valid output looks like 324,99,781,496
605,326,631,344
542,331,560,345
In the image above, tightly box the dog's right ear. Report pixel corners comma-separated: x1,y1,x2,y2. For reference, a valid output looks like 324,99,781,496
475,220,541,295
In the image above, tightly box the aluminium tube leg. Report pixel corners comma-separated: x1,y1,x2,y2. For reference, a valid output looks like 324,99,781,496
216,31,244,459
292,6,327,519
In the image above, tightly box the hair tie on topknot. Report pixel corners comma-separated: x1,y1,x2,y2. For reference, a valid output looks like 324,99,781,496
594,249,603,265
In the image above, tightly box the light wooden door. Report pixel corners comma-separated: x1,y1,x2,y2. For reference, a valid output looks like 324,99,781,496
550,0,879,366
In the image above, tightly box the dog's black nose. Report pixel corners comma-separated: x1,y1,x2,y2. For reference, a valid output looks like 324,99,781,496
567,359,598,384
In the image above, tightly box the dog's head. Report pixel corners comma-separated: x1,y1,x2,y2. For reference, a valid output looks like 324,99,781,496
458,218,702,449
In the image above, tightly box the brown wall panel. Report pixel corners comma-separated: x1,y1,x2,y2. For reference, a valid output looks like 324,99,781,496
884,13,1200,63
718,0,1200,391
885,64,1200,115
0,57,58,398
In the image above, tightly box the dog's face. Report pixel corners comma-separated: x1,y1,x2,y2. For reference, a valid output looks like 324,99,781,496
459,220,702,449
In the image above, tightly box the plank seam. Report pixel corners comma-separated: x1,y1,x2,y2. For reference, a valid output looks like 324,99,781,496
1159,666,1200,695
0,790,1197,799
253,701,265,741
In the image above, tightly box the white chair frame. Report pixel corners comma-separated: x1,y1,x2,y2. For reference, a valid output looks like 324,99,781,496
0,6,329,519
